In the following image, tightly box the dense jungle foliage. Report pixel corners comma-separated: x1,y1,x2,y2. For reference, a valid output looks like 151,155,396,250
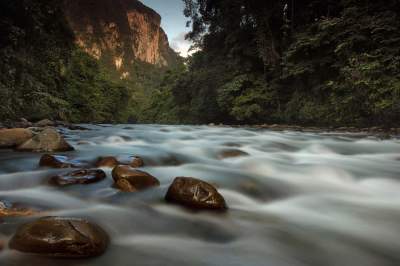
0,0,173,123
0,0,134,122
1,0,399,126
145,0,400,127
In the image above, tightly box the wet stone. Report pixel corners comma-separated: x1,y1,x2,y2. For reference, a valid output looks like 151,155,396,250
9,217,109,258
112,165,160,192
130,156,144,168
96,156,120,168
17,127,74,152
34,119,55,128
39,154,82,168
165,177,227,211
49,169,106,186
218,149,249,159
0,128,33,148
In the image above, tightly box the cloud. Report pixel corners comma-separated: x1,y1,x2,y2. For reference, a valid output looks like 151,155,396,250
170,32,195,57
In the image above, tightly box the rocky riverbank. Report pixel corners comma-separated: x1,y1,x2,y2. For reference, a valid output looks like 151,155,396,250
208,123,400,137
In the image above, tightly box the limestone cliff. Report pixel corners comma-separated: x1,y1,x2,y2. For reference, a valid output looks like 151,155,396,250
63,0,178,78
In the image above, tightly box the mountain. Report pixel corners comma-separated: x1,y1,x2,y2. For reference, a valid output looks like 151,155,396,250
63,0,179,79
0,0,181,123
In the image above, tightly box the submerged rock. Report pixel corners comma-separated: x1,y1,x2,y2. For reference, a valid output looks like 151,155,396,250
96,156,120,168
39,154,82,168
9,217,109,258
165,177,227,211
130,156,144,168
17,127,74,152
218,149,249,159
0,128,33,148
49,169,106,186
112,165,159,192
96,156,144,169
0,200,37,217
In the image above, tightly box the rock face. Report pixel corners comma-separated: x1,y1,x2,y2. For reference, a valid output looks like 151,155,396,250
112,165,159,192
0,128,33,148
17,128,74,152
165,177,227,211
63,0,179,79
39,154,82,168
9,217,109,258
49,169,106,186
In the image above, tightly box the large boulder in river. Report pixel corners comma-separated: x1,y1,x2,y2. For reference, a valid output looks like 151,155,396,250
49,169,106,186
9,217,109,258
165,177,227,211
39,154,83,168
0,128,33,148
17,127,74,152
112,165,160,192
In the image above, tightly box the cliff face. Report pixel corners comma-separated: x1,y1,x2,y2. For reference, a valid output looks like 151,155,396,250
63,0,178,78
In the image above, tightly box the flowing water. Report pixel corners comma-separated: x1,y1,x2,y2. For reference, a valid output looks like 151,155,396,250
1,124,400,266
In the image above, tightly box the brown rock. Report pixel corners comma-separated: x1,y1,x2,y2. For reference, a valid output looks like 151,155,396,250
9,217,109,258
130,156,144,168
96,156,120,168
13,118,33,128
165,177,227,211
49,169,106,186
112,165,159,192
218,149,249,159
34,119,55,127
39,154,82,168
0,128,33,148
0,201,37,217
17,127,74,152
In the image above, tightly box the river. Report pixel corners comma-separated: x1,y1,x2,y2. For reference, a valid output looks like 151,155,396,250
1,124,400,266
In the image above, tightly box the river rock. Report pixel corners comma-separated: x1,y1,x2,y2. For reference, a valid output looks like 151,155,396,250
9,217,109,258
0,128,33,148
34,119,55,127
12,118,33,128
49,169,106,186
165,177,227,211
96,156,120,168
39,154,82,168
218,149,249,159
0,200,37,217
112,165,159,192
17,127,74,152
130,156,144,168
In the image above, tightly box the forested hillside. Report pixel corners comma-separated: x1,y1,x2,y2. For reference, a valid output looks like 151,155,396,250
146,0,400,127
0,0,133,122
0,0,180,123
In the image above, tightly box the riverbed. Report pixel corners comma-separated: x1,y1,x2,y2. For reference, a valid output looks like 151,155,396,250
1,124,400,266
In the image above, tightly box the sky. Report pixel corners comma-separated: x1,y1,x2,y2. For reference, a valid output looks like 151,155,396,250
140,0,193,57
